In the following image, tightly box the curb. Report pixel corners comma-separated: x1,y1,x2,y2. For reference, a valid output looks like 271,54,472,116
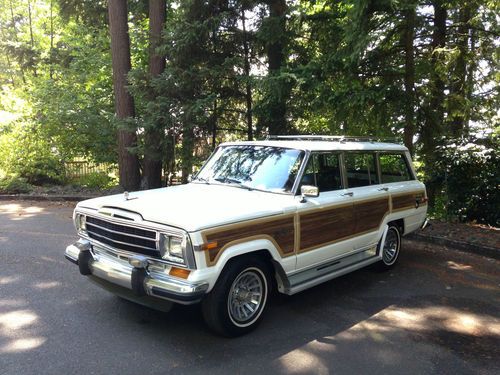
0,194,96,202
407,232,499,260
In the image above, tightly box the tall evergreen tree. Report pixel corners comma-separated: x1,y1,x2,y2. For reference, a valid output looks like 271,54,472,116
108,0,141,190
143,0,166,189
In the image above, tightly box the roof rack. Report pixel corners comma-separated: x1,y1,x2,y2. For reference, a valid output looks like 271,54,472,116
266,135,402,144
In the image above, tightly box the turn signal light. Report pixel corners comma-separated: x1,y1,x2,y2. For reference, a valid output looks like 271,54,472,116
202,241,218,251
169,267,191,279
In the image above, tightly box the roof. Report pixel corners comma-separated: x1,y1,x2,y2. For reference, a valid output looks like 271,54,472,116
221,138,408,152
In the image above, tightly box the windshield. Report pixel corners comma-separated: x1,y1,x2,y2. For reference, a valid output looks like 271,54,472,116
194,145,305,194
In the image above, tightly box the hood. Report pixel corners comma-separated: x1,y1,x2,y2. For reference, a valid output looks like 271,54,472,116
77,183,297,232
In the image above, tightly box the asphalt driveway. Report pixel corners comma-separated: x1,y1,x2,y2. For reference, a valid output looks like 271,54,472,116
0,200,498,374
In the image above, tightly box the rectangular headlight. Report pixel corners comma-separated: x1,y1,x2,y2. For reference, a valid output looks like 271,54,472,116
75,213,86,233
159,234,186,264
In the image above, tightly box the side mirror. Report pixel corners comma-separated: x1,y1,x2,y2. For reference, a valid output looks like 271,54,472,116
300,185,319,202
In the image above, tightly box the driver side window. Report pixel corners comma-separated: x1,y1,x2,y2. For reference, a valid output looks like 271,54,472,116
300,153,343,193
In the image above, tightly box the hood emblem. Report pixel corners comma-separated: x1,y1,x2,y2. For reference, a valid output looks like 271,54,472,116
124,191,138,201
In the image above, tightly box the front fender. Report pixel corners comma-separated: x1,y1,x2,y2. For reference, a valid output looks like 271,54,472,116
195,237,294,293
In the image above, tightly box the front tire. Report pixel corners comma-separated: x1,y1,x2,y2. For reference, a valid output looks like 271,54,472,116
202,257,271,337
378,225,401,270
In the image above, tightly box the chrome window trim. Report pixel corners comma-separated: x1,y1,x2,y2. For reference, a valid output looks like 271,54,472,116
292,150,311,195
196,144,308,196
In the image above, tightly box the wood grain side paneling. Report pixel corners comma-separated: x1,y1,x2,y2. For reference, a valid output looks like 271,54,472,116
354,198,390,233
391,190,427,212
203,216,295,265
300,204,355,251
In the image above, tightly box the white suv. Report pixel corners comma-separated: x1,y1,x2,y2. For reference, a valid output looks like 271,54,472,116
65,136,428,336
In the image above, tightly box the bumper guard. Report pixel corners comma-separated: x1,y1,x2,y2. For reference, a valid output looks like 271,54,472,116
65,240,208,305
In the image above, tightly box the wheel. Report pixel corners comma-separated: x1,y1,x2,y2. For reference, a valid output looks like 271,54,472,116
202,257,271,337
377,225,401,270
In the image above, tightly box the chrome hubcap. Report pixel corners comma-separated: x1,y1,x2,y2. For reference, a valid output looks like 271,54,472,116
228,270,264,324
383,229,399,265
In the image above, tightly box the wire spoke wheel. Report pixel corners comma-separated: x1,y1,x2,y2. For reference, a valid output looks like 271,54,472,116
228,269,265,325
382,226,400,266
202,258,271,337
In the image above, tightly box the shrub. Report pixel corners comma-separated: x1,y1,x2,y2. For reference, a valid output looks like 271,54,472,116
431,137,499,226
0,175,33,194
0,122,65,185
71,172,117,189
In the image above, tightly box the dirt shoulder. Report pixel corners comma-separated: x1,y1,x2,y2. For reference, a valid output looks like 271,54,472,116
409,220,499,260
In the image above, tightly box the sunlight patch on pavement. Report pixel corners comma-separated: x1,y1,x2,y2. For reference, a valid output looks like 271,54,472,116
0,276,20,285
0,310,46,353
0,310,38,330
349,305,500,337
1,337,46,353
33,281,61,289
278,346,330,375
0,203,45,221
0,299,26,308
446,261,473,271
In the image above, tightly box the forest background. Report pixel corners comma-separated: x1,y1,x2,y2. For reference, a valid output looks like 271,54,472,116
0,0,498,226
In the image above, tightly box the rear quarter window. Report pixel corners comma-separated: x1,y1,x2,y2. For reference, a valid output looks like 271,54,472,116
379,153,413,183
344,152,378,187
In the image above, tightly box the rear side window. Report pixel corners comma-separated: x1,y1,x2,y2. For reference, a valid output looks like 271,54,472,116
379,154,413,183
344,153,378,187
300,153,343,192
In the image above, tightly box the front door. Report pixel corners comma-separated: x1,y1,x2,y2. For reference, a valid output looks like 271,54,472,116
295,152,356,271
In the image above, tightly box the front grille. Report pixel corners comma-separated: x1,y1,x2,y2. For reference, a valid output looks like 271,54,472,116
86,216,160,257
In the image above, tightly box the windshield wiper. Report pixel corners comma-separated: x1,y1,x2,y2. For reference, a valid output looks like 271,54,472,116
214,177,253,190
192,176,210,184
214,177,241,184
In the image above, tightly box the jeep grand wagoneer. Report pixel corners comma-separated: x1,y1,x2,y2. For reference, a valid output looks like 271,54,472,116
65,136,427,336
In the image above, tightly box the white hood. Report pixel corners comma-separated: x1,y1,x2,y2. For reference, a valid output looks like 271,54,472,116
77,183,297,232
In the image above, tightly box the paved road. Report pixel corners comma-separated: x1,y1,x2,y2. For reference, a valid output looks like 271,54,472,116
0,200,499,375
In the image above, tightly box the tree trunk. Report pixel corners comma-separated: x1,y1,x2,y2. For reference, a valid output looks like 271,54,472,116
143,0,166,189
402,5,416,156
449,5,471,138
9,0,25,84
181,124,194,184
108,0,141,191
27,0,37,77
266,0,288,135
242,9,253,141
49,0,54,80
421,0,447,207
464,28,476,135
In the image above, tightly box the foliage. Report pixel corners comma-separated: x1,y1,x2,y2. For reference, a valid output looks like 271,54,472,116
70,171,117,190
0,0,498,224
0,175,33,194
431,136,499,226
0,121,64,184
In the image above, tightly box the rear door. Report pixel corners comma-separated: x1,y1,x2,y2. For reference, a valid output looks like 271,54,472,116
343,152,390,251
379,152,427,233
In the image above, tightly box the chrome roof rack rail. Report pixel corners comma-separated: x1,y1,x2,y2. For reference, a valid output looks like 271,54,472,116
266,135,402,144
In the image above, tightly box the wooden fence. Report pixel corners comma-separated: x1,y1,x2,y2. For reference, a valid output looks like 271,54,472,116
64,161,117,179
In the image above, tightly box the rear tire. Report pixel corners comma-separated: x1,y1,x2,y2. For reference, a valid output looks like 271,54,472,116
377,225,401,271
202,257,271,337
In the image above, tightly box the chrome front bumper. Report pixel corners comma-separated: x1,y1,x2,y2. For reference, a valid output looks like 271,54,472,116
65,240,208,305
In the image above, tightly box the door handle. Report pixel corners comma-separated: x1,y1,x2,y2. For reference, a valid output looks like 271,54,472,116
378,187,389,191
342,192,354,197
